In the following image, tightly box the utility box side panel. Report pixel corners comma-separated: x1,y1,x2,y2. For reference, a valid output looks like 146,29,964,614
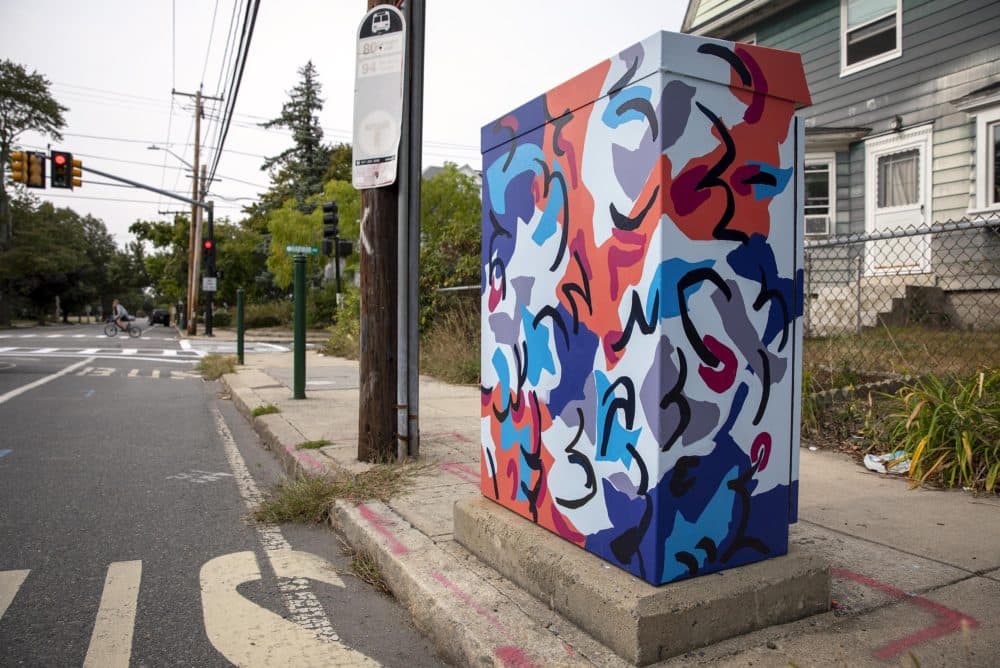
481,32,807,586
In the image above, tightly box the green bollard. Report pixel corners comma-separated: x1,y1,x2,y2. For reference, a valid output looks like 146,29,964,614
236,288,245,365
293,254,306,399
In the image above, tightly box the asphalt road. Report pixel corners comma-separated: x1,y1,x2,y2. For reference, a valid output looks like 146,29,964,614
0,325,443,667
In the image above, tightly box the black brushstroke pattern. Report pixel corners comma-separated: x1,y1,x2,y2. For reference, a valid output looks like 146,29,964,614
741,171,777,187
554,409,598,510
696,43,752,86
608,53,640,95
753,349,771,426
599,377,636,458
492,119,518,172
550,110,573,158
611,290,659,352
609,185,660,232
616,96,659,141
561,251,593,334
675,551,700,577
518,392,545,524
694,102,748,244
696,536,719,563
677,267,733,367
670,455,700,497
753,267,791,352
659,349,691,452
626,443,649,496
610,496,652,580
486,448,500,499
721,464,771,563
533,305,570,349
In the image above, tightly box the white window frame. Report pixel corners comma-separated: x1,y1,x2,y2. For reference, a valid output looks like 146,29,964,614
840,0,902,77
805,153,837,236
971,105,1000,213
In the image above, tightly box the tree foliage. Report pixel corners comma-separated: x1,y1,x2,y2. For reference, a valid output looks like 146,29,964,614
259,61,329,212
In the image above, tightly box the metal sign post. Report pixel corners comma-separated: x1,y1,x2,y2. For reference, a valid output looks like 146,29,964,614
353,4,406,189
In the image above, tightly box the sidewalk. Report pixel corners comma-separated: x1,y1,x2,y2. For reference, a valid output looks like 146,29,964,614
178,325,331,344
221,351,1000,667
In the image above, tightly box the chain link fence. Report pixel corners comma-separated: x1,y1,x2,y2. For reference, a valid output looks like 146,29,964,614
803,215,1000,392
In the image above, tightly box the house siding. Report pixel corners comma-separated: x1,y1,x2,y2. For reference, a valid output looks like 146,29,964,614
716,0,1000,232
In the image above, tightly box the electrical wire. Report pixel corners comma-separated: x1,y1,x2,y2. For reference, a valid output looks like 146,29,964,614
200,0,221,87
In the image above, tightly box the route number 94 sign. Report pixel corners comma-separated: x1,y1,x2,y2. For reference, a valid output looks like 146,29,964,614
352,5,406,189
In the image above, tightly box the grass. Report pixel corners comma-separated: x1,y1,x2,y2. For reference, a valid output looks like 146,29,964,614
420,301,480,384
251,404,280,418
871,369,1000,492
254,462,426,524
297,439,331,450
339,538,392,595
197,354,237,380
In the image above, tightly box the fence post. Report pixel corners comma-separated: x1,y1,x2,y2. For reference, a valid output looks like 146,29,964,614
804,253,812,337
293,254,306,400
855,254,863,333
236,288,245,366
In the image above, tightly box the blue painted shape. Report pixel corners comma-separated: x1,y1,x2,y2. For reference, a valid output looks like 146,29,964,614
646,258,716,322
661,466,739,582
747,161,793,200
594,371,642,467
0,449,11,459
546,304,599,416
521,307,556,385
727,234,801,347
485,143,546,215
602,85,653,129
531,162,565,246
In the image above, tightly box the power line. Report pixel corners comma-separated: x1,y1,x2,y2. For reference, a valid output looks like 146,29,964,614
35,193,245,209
200,0,221,86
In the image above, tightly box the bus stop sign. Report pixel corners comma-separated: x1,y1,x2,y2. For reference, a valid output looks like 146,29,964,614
352,4,406,189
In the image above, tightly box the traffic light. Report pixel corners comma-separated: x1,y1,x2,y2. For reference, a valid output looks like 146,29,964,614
322,201,339,255
51,151,72,188
337,239,353,257
202,238,215,264
71,156,82,188
9,151,26,184
26,152,46,188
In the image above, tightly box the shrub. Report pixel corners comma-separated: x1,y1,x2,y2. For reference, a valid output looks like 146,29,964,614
197,354,236,380
322,288,360,359
251,404,281,418
420,298,479,384
875,369,1000,492
212,309,233,327
244,301,292,328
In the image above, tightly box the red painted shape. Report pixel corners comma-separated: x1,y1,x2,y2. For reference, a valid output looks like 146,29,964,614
751,432,772,472
439,461,479,485
356,503,410,555
832,568,979,661
494,646,540,668
430,571,506,633
697,335,738,393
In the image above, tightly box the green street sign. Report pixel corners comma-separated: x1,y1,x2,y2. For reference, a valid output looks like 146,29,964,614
285,244,319,255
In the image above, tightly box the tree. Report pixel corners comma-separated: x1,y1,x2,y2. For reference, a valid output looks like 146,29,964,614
259,61,329,212
0,60,67,325
419,163,482,328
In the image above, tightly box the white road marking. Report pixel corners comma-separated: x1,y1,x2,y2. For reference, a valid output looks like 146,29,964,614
162,349,178,356
77,366,94,376
83,560,142,668
0,347,15,353
0,357,94,406
80,348,100,354
18,334,31,338
179,339,192,351
211,409,343,642
35,348,57,354
151,369,160,379
46,334,61,338
73,334,86,338
127,369,140,378
122,348,137,356
257,343,291,352
0,570,30,620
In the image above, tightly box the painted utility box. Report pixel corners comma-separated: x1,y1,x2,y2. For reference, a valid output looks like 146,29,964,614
479,31,812,586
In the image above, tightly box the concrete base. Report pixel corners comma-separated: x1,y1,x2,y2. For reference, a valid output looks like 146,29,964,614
454,496,831,665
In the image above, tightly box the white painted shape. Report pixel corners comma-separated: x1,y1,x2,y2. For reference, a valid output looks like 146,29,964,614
0,570,30,620
0,357,94,406
82,560,142,668
200,552,378,667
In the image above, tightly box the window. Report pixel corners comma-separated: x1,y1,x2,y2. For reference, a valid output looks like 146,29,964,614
876,149,919,208
969,106,1000,211
804,154,836,236
841,0,901,75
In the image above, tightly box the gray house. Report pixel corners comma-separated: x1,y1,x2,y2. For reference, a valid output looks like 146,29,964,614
683,0,1000,332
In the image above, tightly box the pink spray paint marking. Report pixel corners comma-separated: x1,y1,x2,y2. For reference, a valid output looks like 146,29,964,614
286,444,326,473
430,571,506,633
833,568,979,661
356,503,410,555
494,646,540,668
439,461,479,485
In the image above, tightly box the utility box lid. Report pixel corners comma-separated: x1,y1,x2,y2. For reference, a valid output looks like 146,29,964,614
481,30,811,154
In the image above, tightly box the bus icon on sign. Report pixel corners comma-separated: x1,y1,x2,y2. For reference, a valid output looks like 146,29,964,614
372,10,390,33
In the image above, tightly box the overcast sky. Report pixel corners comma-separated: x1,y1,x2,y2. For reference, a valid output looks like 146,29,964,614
2,1,686,245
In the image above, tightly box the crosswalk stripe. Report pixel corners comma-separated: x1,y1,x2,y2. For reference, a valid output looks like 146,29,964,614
35,348,58,353
0,347,15,353
83,560,142,668
162,349,178,356
80,348,100,354
0,570,30,620
46,334,61,338
151,369,160,379
122,348,137,356
127,369,140,378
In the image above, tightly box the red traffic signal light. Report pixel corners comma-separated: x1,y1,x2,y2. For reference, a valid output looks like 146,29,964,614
203,239,214,251
50,150,75,189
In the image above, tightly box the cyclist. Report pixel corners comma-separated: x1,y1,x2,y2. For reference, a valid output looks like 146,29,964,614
111,299,130,332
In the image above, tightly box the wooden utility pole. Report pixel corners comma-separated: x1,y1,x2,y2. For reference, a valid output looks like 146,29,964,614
173,86,221,335
357,0,402,462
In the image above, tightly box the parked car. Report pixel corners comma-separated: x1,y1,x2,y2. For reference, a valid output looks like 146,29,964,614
148,309,170,326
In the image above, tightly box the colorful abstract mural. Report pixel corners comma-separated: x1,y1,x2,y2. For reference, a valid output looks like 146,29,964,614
479,31,812,586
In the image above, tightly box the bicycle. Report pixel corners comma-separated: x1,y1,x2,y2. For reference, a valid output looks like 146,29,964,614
104,317,142,338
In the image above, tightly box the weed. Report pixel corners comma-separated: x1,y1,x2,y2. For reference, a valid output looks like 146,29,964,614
254,462,426,524
341,540,392,595
874,369,1000,492
197,354,237,380
298,439,331,450
251,404,280,418
420,300,480,384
